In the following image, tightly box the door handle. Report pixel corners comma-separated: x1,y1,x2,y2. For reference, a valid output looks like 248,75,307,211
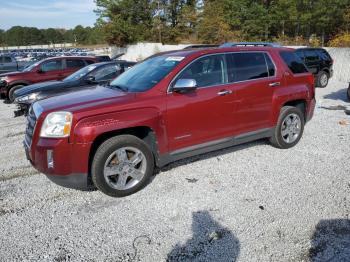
269,82,281,87
217,90,232,96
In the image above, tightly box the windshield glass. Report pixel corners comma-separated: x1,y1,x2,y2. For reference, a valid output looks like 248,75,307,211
64,65,97,81
22,61,40,72
110,55,184,92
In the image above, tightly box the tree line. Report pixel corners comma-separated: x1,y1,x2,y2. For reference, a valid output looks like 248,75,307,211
95,0,350,47
0,25,104,47
1,0,350,47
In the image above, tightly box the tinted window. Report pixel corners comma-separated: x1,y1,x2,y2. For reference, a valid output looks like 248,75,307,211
227,52,268,82
316,49,331,61
176,54,225,87
66,59,86,68
4,56,12,63
41,60,63,72
295,50,305,61
305,50,320,61
264,53,276,77
85,59,96,65
280,51,308,74
64,64,97,81
89,64,121,81
110,55,182,92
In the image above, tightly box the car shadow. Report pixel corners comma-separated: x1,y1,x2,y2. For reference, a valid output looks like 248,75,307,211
159,139,267,173
322,87,349,102
167,210,240,262
308,219,350,261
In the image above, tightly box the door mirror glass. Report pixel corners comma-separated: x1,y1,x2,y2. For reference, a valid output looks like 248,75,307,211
85,75,96,83
172,79,197,93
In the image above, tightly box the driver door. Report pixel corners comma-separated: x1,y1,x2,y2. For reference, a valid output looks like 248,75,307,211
165,54,235,152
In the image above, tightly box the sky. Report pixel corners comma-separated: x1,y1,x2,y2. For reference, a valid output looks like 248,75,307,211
0,0,97,30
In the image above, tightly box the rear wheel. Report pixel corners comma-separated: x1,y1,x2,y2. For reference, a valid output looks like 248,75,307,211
91,135,154,197
316,71,329,88
8,85,24,103
270,106,305,149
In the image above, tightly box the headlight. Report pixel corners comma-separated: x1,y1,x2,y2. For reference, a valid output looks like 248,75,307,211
40,111,73,138
17,93,38,103
0,77,7,82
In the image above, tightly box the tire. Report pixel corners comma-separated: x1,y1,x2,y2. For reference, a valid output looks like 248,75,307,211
91,135,155,197
8,85,24,103
269,106,305,149
347,86,350,101
316,71,329,88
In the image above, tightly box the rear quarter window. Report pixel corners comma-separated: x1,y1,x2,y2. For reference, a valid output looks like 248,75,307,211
280,51,309,74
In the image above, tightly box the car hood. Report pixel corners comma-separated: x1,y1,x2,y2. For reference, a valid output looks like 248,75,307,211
14,80,78,98
36,85,135,115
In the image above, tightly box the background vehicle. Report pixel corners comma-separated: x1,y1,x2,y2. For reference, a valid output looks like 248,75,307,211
0,54,28,73
14,60,136,116
0,56,99,102
24,45,315,197
294,47,333,88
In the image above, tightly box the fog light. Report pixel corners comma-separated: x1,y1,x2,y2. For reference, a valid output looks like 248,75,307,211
47,150,54,168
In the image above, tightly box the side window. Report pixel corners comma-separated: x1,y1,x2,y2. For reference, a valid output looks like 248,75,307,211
4,56,12,63
41,60,63,72
305,50,320,62
66,59,86,69
176,54,226,87
85,59,96,65
227,52,268,82
280,51,309,74
264,53,276,77
89,65,121,81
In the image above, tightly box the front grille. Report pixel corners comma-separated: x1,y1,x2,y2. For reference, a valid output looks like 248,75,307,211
25,106,37,147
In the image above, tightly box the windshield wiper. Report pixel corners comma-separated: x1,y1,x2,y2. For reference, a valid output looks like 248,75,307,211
108,84,128,92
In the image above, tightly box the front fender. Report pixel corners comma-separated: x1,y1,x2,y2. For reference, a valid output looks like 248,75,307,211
72,108,168,154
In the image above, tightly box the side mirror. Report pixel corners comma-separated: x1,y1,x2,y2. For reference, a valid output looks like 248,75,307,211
85,76,96,83
172,79,197,93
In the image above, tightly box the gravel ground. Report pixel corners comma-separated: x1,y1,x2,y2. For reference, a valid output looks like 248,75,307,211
0,80,349,262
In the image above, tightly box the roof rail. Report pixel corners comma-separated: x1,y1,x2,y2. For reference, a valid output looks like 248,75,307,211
220,42,281,48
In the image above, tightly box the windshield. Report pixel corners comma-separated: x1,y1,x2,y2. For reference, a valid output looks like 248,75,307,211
22,61,40,72
64,65,97,81
110,55,184,92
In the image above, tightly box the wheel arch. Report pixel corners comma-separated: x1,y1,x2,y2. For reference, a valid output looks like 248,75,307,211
88,126,160,181
282,99,307,121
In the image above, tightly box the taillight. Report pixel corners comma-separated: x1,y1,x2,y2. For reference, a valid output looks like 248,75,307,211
307,74,315,98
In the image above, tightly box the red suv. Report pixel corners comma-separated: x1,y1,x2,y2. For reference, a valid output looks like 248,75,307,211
0,56,98,102
23,46,316,197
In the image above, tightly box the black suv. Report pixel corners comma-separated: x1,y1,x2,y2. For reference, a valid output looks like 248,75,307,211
295,48,333,88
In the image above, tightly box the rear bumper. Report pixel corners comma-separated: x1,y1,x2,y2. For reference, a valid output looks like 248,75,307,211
306,98,316,122
24,137,93,190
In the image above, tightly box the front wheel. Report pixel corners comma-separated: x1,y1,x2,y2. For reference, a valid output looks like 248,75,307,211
269,106,305,149
91,135,155,197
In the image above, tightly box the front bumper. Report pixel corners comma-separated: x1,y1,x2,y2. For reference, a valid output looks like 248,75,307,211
0,84,8,99
24,138,93,190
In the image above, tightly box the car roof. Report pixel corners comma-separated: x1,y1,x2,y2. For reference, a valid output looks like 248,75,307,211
41,56,97,62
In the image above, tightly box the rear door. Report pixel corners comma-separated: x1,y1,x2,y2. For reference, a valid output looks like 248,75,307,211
226,52,279,134
63,58,87,77
36,59,64,82
166,54,236,151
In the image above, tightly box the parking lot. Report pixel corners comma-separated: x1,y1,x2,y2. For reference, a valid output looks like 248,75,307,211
0,79,349,261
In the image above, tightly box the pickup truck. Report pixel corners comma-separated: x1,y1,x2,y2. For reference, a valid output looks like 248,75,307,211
24,45,316,197
0,55,27,73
